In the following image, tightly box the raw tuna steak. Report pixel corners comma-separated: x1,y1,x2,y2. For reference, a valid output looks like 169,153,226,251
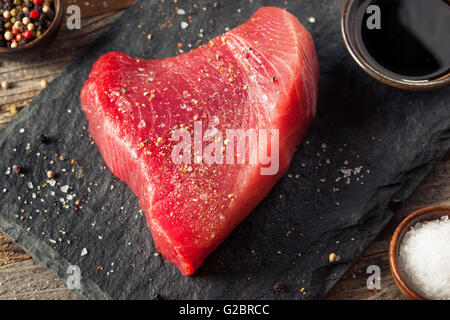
81,6,318,276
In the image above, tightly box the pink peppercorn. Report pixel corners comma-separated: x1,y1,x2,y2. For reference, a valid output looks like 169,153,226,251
23,30,33,40
30,9,40,19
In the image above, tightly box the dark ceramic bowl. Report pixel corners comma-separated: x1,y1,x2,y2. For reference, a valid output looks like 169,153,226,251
389,205,450,300
341,0,450,90
0,0,63,61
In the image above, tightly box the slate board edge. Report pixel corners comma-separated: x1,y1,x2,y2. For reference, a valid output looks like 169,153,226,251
0,0,448,300
0,111,448,300
0,214,109,299
0,142,447,300
0,0,149,301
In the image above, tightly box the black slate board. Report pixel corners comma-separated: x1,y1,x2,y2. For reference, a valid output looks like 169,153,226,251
0,0,449,300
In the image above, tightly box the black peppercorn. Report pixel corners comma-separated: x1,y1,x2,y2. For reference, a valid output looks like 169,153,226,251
38,12,47,22
38,134,49,144
46,10,54,20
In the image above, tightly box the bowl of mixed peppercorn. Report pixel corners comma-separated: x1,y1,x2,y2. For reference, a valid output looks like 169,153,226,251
0,0,63,60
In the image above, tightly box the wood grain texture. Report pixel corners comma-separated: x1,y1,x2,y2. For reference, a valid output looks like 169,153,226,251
0,0,448,300
0,259,82,300
0,233,30,266
66,0,135,18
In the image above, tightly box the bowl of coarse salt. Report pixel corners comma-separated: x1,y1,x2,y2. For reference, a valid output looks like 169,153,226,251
389,205,450,300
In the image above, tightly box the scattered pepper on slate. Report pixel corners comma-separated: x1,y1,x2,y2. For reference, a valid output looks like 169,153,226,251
12,164,21,174
37,133,49,144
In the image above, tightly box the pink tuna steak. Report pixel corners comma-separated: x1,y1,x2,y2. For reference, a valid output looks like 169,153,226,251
81,7,318,276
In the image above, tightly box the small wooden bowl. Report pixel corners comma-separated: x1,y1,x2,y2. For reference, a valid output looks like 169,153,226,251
0,0,63,61
389,205,450,300
341,0,450,90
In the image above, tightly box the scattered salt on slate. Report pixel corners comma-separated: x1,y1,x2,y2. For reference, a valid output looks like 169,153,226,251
399,216,450,300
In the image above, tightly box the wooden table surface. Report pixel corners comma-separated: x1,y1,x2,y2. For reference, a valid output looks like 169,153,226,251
0,0,448,300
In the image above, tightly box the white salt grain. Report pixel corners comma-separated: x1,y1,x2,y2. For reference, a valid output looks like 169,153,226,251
398,215,450,299
181,21,189,29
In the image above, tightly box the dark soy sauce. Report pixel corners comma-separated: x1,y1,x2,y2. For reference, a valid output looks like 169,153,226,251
357,0,450,81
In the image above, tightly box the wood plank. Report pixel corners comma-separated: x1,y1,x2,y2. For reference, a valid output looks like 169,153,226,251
66,0,135,18
0,259,82,300
0,233,30,266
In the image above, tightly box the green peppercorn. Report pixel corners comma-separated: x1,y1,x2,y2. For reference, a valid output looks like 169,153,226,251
10,105,20,115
